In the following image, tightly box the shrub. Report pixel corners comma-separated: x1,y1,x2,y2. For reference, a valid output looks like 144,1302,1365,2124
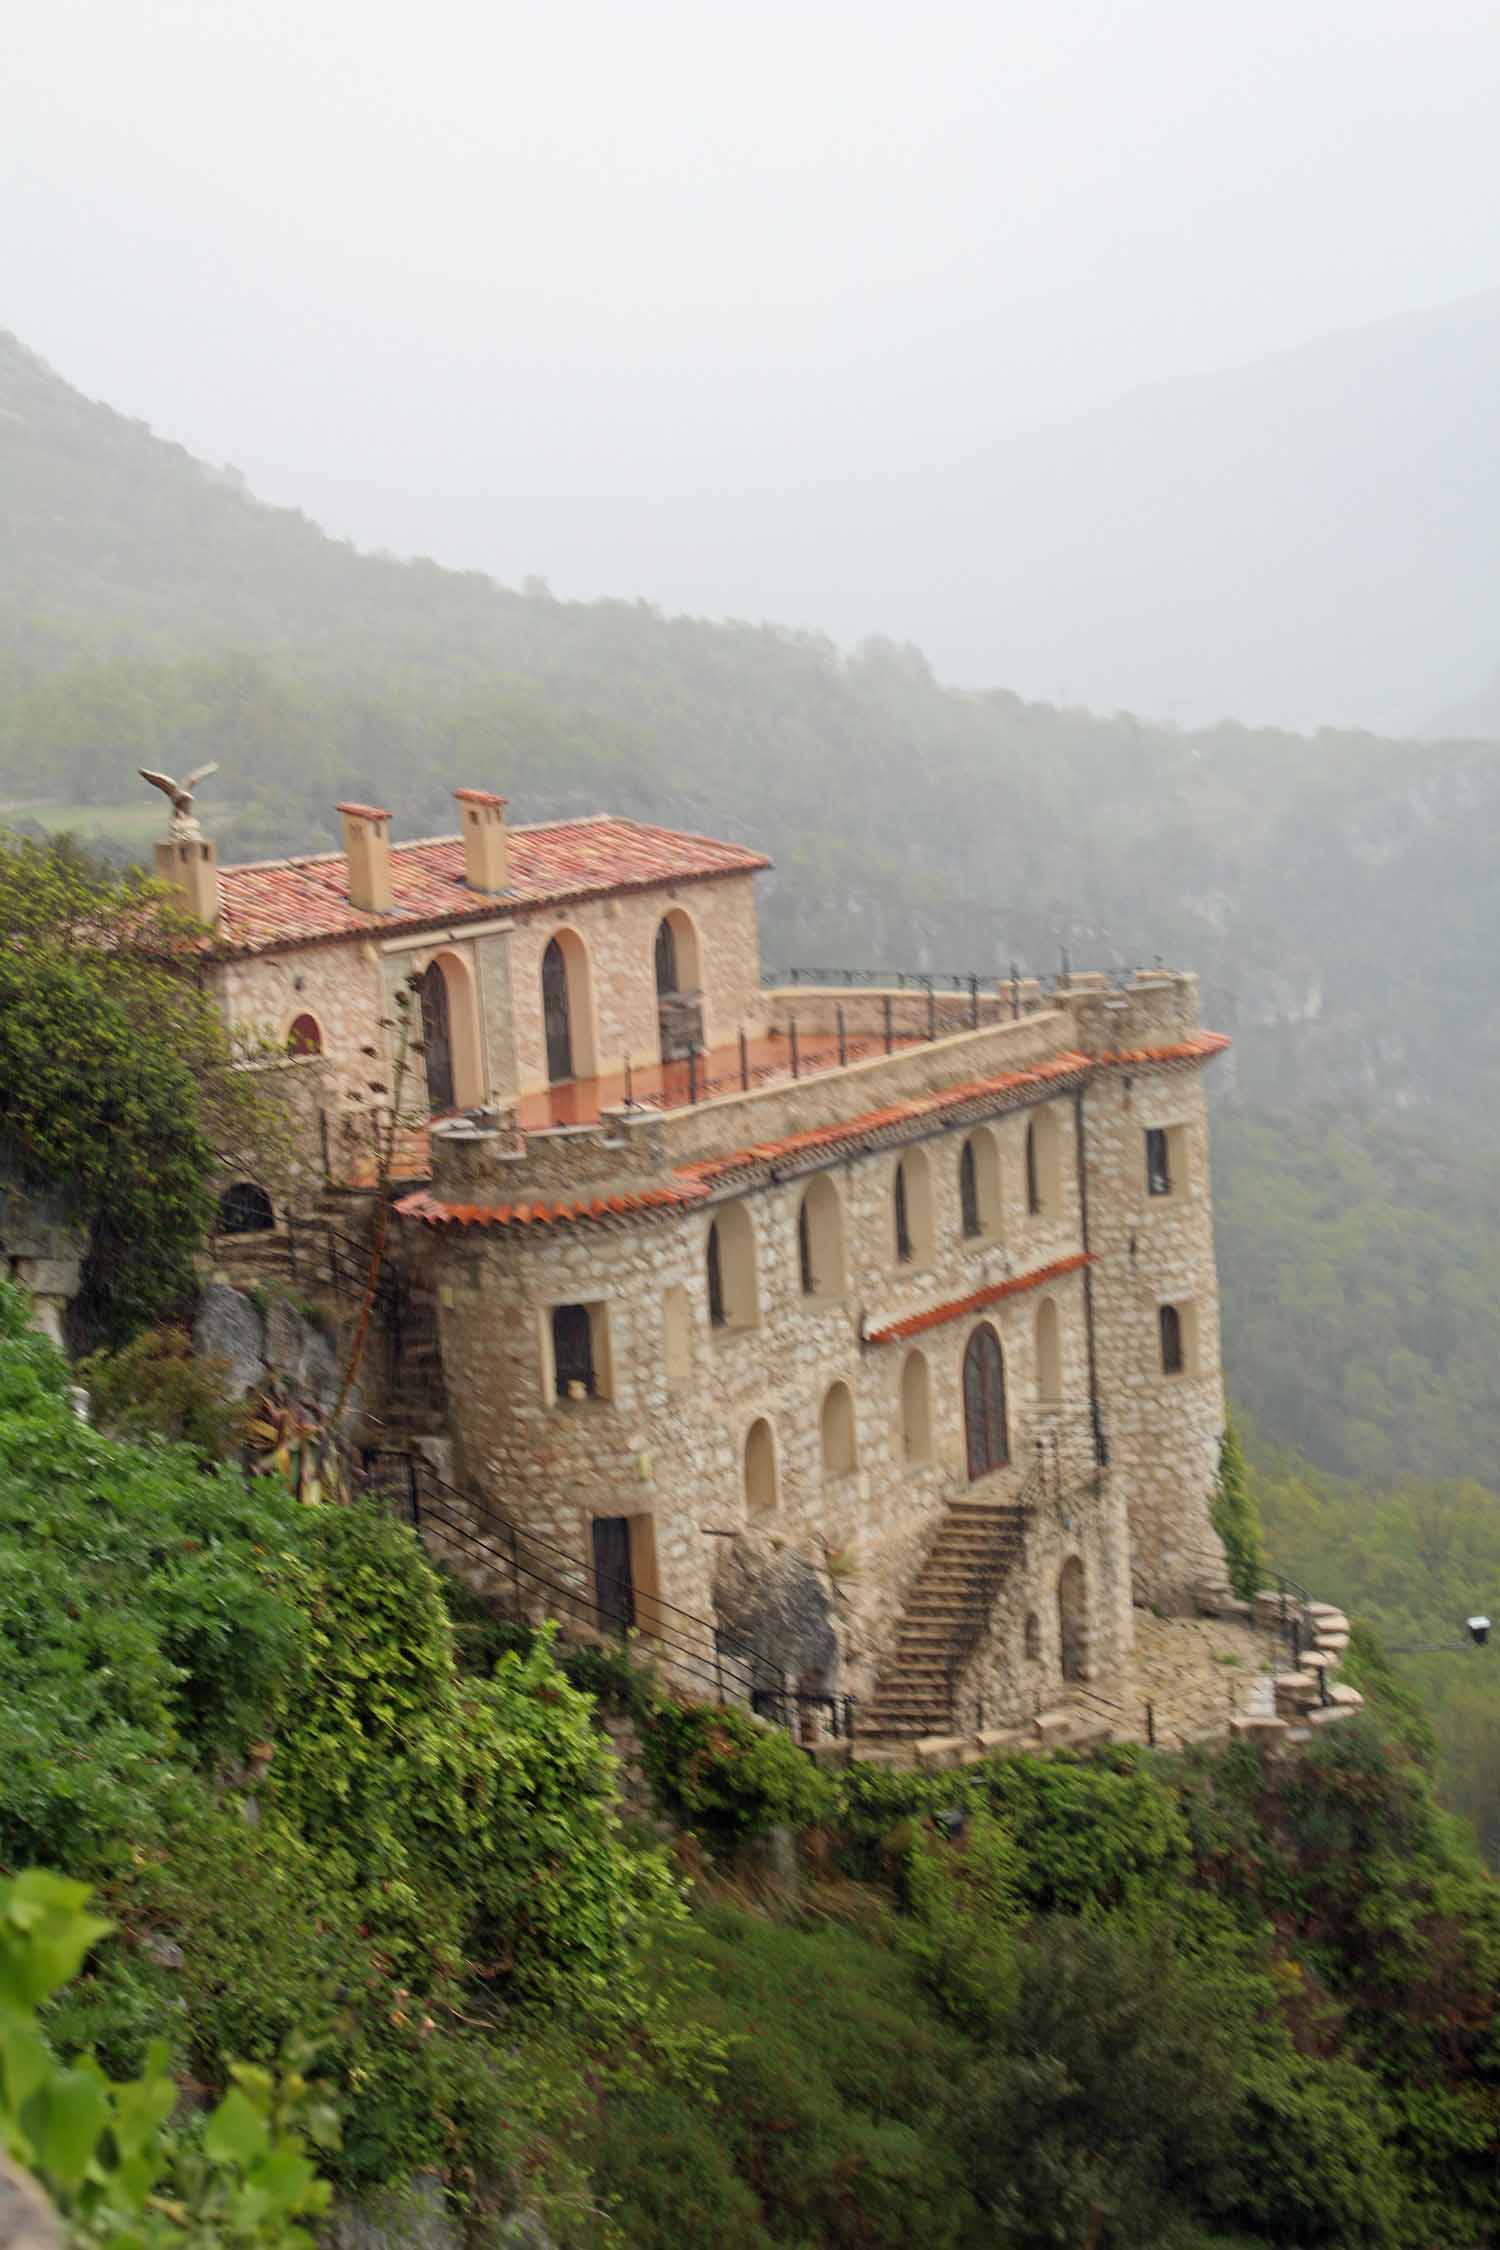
78,1328,247,1463
639,1701,837,1848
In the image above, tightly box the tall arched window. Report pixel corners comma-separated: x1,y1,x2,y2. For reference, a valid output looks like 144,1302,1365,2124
217,1181,274,1236
542,936,573,1083
959,1139,981,1237
744,1418,778,1517
899,1349,932,1466
797,1174,844,1301
287,1012,322,1057
820,1381,857,1476
963,1322,1009,1480
894,1161,913,1263
654,915,679,998
1026,1106,1061,1219
958,1128,1000,1242
420,960,455,1112
892,1148,932,1266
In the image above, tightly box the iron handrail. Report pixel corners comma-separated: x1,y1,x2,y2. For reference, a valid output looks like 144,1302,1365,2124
360,1447,780,1701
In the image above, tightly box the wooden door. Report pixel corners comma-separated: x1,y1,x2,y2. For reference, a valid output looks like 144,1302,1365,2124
543,937,574,1083
592,1516,635,1635
420,962,455,1114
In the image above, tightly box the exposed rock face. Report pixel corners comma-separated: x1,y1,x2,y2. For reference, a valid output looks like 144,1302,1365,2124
193,1282,267,1399
714,1536,841,1688
193,1281,350,1417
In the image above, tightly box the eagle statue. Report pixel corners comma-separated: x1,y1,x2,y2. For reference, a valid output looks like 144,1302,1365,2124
139,762,219,833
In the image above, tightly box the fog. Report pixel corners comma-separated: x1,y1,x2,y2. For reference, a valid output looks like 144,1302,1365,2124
8,0,1500,728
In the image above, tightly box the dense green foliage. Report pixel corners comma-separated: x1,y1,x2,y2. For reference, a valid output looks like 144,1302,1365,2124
1,1870,337,2248
0,835,284,1345
1211,1420,1264,1600
0,1280,678,2208
78,1329,247,1464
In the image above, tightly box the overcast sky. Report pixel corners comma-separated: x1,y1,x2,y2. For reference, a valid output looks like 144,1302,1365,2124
7,0,1500,720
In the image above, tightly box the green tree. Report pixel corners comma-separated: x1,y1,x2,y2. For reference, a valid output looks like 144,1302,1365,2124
0,833,284,1344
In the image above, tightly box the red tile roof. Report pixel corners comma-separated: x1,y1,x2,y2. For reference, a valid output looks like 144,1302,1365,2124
394,1032,1230,1233
212,816,770,956
863,1253,1092,1346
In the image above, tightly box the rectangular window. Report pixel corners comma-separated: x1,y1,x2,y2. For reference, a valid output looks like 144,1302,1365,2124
1145,1127,1171,1198
550,1302,612,1401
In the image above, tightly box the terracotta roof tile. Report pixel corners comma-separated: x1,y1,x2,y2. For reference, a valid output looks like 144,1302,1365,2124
212,815,770,956
864,1252,1092,1346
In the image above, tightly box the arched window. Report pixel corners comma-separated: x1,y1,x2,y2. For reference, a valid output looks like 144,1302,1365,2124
1026,1106,1061,1219
217,1181,274,1236
1024,1612,1041,1662
1159,1302,1185,1376
1035,1297,1063,1404
654,909,704,1061
706,1203,758,1331
542,936,573,1083
899,1349,932,1466
1058,1557,1087,1682
287,1012,322,1057
963,1322,1009,1480
420,960,455,1112
958,1128,1000,1242
892,1148,932,1266
820,1381,857,1476
959,1139,980,1237
654,915,679,998
744,1417,778,1518
796,1174,844,1302
894,1161,913,1264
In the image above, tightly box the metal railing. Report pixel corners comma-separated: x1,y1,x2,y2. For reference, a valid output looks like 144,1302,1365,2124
358,1447,858,1732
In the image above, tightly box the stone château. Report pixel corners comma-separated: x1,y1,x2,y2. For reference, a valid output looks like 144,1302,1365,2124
166,790,1235,1745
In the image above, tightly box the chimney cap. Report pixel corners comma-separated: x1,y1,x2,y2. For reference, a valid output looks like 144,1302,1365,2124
337,801,392,822
454,788,507,810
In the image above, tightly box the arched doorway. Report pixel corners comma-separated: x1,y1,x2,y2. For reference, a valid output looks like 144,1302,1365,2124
963,1322,1009,1480
420,960,455,1113
1058,1558,1088,1682
654,909,704,1062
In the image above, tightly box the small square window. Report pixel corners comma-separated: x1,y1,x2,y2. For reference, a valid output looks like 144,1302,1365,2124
550,1301,612,1401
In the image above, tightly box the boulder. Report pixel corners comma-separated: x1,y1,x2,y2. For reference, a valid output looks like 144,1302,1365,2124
713,1536,840,1690
192,1283,266,1398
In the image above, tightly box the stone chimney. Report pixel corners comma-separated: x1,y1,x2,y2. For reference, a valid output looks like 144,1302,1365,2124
154,833,219,927
338,802,394,913
454,787,509,894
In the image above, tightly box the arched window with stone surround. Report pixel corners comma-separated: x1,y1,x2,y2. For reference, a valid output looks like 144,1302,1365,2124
899,1348,932,1465
797,1173,844,1301
1025,1105,1061,1219
963,1321,1009,1480
959,1127,1000,1241
820,1380,857,1476
744,1417,778,1517
287,1012,322,1057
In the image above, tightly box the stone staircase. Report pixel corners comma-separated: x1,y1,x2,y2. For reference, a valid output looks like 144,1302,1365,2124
856,1499,1028,1741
